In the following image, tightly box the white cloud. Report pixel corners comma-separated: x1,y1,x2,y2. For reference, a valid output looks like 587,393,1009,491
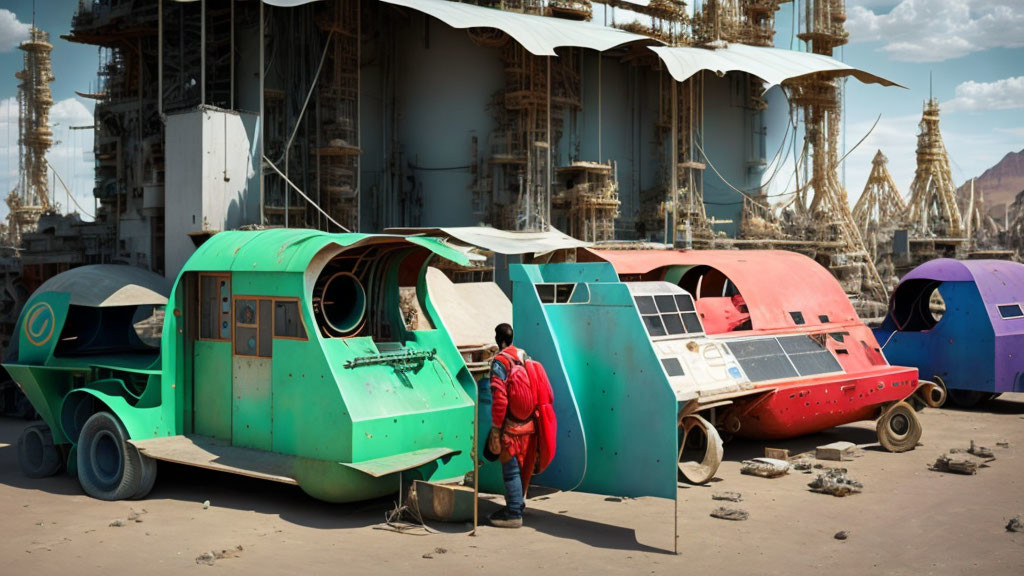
847,0,1024,62
995,127,1024,137
944,76,1024,112
0,96,97,222
0,9,30,52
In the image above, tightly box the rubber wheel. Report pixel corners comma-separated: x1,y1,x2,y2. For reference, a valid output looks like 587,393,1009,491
678,414,724,484
131,455,158,500
18,423,62,478
922,377,947,409
77,412,144,501
947,389,986,408
876,401,922,453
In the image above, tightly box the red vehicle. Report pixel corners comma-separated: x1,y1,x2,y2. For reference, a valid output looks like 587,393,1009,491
585,249,934,451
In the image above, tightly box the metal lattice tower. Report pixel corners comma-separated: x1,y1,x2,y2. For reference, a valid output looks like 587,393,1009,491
784,0,886,304
7,26,55,248
853,150,905,257
904,98,964,239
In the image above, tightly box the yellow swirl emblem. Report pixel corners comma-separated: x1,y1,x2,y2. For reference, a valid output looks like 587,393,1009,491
24,302,55,347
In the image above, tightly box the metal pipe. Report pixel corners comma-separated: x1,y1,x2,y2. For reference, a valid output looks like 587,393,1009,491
598,52,602,162
670,79,678,247
259,0,265,224
158,0,162,116
546,56,551,230
356,0,362,232
201,0,205,106
230,0,234,108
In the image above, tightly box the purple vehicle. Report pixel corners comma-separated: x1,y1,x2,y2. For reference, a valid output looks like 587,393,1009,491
874,259,1024,408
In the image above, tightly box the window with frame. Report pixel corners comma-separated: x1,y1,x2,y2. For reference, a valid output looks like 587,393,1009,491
234,298,272,358
274,300,306,339
199,274,231,340
998,304,1023,320
635,293,703,338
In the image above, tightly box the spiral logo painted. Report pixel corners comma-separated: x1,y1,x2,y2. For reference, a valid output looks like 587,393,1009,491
24,302,55,347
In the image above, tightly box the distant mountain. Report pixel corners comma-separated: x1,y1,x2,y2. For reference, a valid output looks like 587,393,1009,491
957,149,1024,221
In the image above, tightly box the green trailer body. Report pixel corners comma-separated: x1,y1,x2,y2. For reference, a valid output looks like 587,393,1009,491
5,230,478,503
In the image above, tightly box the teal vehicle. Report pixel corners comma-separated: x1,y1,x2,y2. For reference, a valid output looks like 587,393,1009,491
5,230,478,503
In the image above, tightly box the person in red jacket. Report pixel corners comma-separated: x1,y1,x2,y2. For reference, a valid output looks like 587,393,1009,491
487,323,533,528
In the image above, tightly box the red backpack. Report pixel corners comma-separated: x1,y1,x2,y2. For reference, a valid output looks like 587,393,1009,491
499,352,558,474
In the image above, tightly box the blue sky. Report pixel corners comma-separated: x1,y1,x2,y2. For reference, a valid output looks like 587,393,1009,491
779,0,1024,204
0,1,1021,222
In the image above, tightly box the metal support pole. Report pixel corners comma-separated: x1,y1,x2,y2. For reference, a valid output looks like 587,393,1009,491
546,56,552,230
157,0,162,116
259,1,265,224
201,0,206,106
670,79,678,248
598,52,602,163
230,0,234,109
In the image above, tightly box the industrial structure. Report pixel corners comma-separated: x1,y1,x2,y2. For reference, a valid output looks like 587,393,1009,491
1,0,975,361
7,26,55,249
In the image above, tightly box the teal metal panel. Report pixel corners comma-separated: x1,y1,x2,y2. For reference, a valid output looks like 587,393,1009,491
232,356,273,450
193,340,233,440
512,262,679,499
509,265,588,492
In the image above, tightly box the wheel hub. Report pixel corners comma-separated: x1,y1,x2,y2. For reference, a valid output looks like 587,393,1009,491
890,413,910,436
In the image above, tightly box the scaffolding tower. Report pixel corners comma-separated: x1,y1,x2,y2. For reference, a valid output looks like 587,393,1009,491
852,150,905,259
7,26,55,248
904,97,964,240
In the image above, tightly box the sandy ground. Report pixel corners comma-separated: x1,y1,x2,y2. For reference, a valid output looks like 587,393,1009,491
1,396,1022,575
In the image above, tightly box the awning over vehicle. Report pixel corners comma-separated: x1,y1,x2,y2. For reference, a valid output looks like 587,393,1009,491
379,0,657,56
391,226,590,256
650,42,901,88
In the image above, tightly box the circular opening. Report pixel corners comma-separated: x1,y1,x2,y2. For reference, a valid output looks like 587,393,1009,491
92,430,122,487
23,429,44,469
320,272,366,337
889,413,910,436
132,305,164,348
928,289,945,323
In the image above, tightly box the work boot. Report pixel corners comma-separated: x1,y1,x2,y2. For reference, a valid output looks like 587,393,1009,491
488,508,523,528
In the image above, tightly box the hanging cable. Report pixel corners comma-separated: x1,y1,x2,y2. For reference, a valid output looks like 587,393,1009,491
264,155,349,232
45,158,94,219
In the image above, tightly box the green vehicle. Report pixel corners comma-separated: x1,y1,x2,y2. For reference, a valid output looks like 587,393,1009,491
5,230,478,503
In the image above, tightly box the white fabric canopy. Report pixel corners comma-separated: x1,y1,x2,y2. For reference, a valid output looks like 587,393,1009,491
380,0,656,56
651,42,901,88
389,226,590,255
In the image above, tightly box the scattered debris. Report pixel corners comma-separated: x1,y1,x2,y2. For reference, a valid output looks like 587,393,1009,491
712,492,743,502
792,458,814,471
202,500,211,510
108,520,124,528
931,454,982,475
741,458,790,478
968,440,995,459
834,530,849,540
127,509,146,523
1007,516,1023,533
996,441,1010,449
816,441,858,461
195,545,244,566
764,447,789,460
808,468,863,497
710,507,749,521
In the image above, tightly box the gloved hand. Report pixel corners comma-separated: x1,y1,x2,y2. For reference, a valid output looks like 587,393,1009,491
487,426,502,455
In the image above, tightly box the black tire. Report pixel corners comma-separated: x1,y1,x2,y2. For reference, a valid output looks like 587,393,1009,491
17,424,62,478
876,401,922,453
947,389,986,408
77,412,143,501
131,455,158,500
